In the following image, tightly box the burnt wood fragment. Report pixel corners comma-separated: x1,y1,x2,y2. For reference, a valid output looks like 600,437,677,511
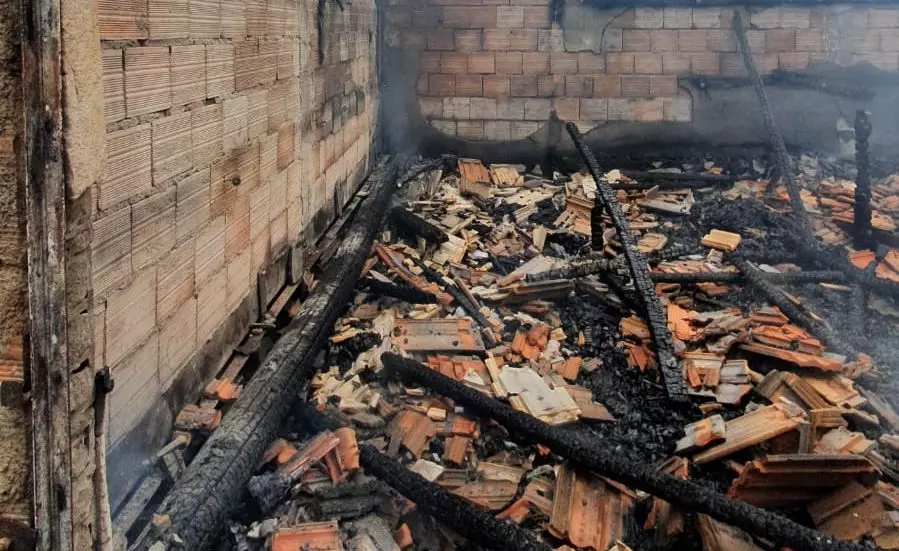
732,11,810,231
146,160,398,551
619,170,734,183
853,110,873,250
294,402,552,551
651,270,846,285
382,352,867,551
565,122,688,401
730,256,856,356
390,206,449,244
362,278,438,304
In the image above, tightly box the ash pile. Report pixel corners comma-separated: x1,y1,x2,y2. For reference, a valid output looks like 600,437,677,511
159,145,899,551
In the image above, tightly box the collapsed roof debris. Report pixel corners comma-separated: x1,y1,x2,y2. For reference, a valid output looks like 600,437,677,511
137,145,899,551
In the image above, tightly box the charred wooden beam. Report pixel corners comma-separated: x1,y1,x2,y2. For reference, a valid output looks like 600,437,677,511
382,352,867,551
730,256,856,357
732,11,810,231
590,205,604,251
612,180,732,191
390,206,449,245
294,402,553,551
362,278,438,304
525,258,619,283
651,270,847,285
397,154,457,186
646,243,705,265
618,170,734,182
22,0,73,545
566,122,688,401
853,110,873,250
145,160,398,551
411,257,491,329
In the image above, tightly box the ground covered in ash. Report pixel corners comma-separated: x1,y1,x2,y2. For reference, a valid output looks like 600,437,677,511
209,152,899,551
557,297,695,465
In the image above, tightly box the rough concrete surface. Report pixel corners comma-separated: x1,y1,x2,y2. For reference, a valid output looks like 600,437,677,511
0,0,29,530
0,406,30,518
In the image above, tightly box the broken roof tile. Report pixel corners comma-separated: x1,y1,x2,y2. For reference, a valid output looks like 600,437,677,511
696,515,763,551
739,342,844,372
443,435,470,466
701,229,742,252
451,480,518,511
392,318,485,354
174,404,221,433
676,415,726,455
270,521,341,551
727,454,879,508
280,431,341,479
388,410,436,459
693,405,801,465
549,463,634,551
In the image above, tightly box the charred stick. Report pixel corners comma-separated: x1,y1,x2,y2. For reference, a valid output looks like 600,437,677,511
362,278,438,304
396,154,457,186
382,353,865,551
651,270,847,285
389,206,449,245
146,160,398,551
646,243,705,265
566,122,688,400
853,110,873,250
531,263,847,286
730,256,855,356
618,170,734,182
525,258,618,283
590,205,604,250
731,12,810,231
411,258,491,329
601,273,645,316
612,180,732,191
850,284,868,340
574,280,631,316
791,231,899,299
294,402,553,551
543,111,563,178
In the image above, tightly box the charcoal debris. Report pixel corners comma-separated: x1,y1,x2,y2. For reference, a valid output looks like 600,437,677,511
153,151,899,551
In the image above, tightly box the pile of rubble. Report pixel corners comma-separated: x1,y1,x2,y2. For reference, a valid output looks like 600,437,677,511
157,153,899,551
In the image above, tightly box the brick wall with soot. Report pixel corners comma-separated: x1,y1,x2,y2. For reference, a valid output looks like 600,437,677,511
385,2,899,141
95,0,378,448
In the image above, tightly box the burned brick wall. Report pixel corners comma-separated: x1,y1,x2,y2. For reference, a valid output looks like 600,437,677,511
383,2,899,155
89,0,379,506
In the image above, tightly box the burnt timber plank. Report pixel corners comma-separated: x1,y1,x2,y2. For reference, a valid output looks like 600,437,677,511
564,122,687,401
147,160,397,550
22,0,74,547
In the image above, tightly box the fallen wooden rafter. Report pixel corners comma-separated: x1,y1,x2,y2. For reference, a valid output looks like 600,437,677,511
146,160,399,550
565,122,688,401
382,352,868,551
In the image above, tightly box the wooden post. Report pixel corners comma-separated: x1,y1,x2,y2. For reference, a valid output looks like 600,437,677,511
21,0,73,548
